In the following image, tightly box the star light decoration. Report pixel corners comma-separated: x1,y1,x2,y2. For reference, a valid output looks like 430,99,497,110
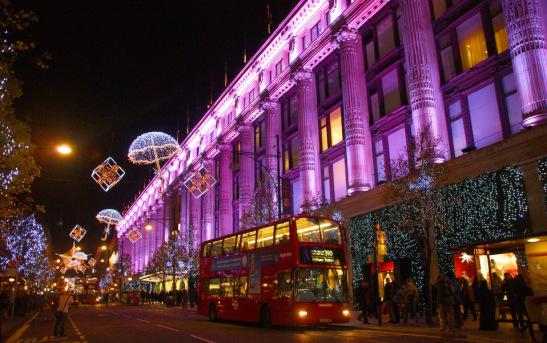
96,209,122,241
459,252,474,264
183,165,217,198
69,225,87,242
126,228,143,243
91,157,125,192
128,132,180,193
57,243,89,273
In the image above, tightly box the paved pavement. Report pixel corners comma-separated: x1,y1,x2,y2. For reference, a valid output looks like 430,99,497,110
4,304,536,343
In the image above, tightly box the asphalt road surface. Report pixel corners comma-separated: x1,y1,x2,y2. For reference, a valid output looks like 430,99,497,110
6,304,468,343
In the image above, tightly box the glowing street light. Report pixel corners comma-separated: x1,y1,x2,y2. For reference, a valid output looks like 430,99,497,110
56,144,73,155
76,246,81,251
101,245,107,251
145,223,153,231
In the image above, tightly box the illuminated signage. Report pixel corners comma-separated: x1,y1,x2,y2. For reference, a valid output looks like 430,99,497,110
299,247,344,265
311,249,335,264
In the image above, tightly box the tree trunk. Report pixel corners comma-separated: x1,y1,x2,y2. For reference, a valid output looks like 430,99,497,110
172,264,177,292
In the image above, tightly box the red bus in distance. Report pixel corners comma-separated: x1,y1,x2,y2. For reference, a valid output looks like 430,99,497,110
197,215,351,327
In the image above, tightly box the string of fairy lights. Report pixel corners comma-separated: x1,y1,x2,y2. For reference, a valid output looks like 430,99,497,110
350,166,530,308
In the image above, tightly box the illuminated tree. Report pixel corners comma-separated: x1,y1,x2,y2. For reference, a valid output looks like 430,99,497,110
240,177,278,229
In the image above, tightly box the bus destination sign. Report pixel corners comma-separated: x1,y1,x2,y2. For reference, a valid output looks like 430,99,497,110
299,247,344,265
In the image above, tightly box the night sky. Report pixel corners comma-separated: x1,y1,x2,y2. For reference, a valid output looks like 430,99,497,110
14,0,296,256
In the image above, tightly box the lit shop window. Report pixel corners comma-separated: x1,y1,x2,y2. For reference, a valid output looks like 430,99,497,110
254,120,265,150
320,107,344,152
467,83,503,148
283,135,300,173
322,158,348,202
457,13,488,71
490,0,509,54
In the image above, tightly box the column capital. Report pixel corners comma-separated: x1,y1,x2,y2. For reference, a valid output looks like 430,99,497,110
292,68,313,83
334,26,359,46
260,98,279,111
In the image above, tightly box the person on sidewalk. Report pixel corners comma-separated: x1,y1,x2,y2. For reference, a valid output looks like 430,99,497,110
477,279,498,330
357,280,371,324
512,271,533,329
437,275,455,333
402,278,419,325
461,278,477,321
384,278,399,324
53,291,73,338
447,272,463,329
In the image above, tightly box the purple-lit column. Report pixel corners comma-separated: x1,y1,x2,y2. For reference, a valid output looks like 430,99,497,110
261,98,281,217
294,68,322,204
336,27,374,194
219,143,233,235
179,186,189,243
189,185,202,249
400,0,450,159
201,160,215,241
238,124,255,222
502,0,547,127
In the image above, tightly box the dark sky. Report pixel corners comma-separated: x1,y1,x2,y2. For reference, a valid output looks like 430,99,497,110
14,0,296,257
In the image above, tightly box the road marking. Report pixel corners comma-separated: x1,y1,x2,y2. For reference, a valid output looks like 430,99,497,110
190,334,217,343
156,324,179,332
5,312,39,343
137,318,151,323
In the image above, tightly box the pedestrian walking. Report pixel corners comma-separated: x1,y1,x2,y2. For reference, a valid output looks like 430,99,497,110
511,272,533,328
447,272,463,329
384,277,399,323
461,278,477,321
402,278,419,325
53,291,73,338
476,280,498,330
437,275,455,333
357,280,371,324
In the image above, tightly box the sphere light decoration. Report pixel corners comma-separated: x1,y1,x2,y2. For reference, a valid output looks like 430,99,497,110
128,131,180,193
96,209,122,241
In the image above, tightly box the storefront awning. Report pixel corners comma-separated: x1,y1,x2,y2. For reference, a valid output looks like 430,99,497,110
449,232,547,253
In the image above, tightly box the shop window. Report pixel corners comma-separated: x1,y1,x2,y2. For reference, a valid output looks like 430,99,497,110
447,101,468,157
490,0,509,54
310,21,321,42
382,69,402,114
283,135,300,173
377,15,396,59
322,166,331,204
457,13,488,71
255,120,265,150
241,231,257,250
332,158,347,201
467,83,503,148
220,277,234,298
387,127,408,176
257,226,274,248
291,179,302,213
374,140,386,183
274,221,290,245
208,278,220,295
502,73,522,134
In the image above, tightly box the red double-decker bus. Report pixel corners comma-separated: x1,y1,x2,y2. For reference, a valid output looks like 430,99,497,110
197,215,351,327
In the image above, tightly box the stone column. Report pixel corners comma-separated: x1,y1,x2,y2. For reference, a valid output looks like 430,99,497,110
293,68,322,205
502,0,547,127
179,186,189,243
238,124,255,221
189,185,202,249
262,98,281,217
336,27,374,194
400,0,450,159
201,160,215,241
219,144,233,235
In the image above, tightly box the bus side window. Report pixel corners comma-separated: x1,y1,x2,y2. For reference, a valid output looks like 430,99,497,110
223,236,236,254
296,218,321,243
278,272,292,299
236,276,248,297
202,243,211,257
220,277,234,298
211,240,223,257
257,226,274,248
240,231,257,251
274,222,290,245
208,278,220,295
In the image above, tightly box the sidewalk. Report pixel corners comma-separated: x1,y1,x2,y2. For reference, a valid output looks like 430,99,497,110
344,311,538,342
1,315,28,342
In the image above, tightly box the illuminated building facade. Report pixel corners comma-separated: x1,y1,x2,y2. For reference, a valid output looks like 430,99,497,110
117,0,547,275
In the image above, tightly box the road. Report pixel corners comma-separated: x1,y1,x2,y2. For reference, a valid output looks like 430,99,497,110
6,304,467,343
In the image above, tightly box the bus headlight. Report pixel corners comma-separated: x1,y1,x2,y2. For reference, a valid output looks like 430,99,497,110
342,309,350,316
298,310,308,318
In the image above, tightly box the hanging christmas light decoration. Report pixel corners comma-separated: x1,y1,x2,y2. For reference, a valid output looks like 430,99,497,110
96,209,122,241
69,225,87,242
127,132,180,193
183,165,217,198
57,242,89,273
87,258,97,267
91,157,125,192
126,228,143,243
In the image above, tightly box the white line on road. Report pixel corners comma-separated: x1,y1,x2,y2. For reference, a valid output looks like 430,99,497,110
190,334,217,343
156,324,179,332
5,312,39,343
137,318,151,323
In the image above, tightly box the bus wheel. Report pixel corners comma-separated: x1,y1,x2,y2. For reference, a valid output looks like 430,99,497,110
209,303,218,322
259,305,271,328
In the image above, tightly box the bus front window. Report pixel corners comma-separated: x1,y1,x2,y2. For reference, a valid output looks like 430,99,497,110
295,268,348,302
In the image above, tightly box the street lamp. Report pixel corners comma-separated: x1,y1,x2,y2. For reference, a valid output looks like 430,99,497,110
56,144,73,155
101,245,107,251
145,223,153,231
